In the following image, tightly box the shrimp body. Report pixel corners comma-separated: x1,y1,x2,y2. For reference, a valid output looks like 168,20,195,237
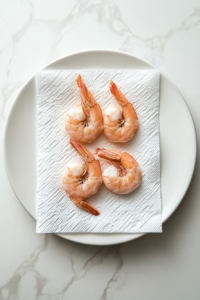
65,75,103,143
104,81,138,142
62,139,102,215
97,148,142,194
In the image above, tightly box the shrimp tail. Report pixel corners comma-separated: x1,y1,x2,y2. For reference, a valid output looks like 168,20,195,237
76,74,82,89
96,148,126,176
96,148,121,161
109,81,128,107
76,75,90,102
70,197,100,216
70,139,94,163
77,201,100,216
76,75,96,118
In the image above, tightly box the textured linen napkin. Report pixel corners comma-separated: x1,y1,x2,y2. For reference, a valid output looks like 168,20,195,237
36,70,162,233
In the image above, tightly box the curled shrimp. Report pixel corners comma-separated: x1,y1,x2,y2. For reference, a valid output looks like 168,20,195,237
65,75,103,143
62,139,102,215
104,81,139,142
96,148,142,194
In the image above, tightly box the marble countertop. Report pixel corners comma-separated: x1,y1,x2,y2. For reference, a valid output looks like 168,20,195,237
0,1,200,299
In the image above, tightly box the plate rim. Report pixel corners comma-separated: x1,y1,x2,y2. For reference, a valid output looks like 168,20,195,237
4,49,197,245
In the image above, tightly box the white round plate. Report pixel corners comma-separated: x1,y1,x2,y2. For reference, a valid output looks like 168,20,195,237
4,50,196,245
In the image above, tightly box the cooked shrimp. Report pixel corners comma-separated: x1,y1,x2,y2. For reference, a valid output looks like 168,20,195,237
104,81,139,142
96,148,142,194
65,75,103,143
62,139,102,215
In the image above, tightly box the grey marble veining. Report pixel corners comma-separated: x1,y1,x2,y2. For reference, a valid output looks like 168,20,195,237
1,237,48,300
1,0,200,120
0,235,124,300
1,0,200,299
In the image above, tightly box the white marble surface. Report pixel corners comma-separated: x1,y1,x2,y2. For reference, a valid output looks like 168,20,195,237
0,0,200,299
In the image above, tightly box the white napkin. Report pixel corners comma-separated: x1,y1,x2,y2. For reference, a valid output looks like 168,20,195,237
36,70,162,233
